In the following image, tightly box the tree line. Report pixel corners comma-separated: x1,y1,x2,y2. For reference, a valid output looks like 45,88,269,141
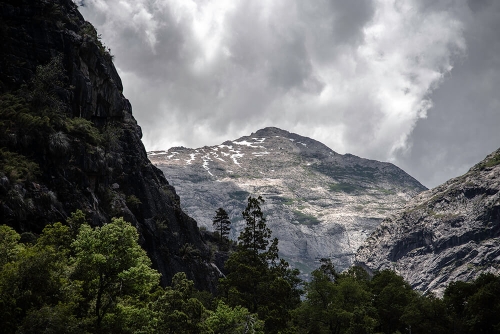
0,196,499,333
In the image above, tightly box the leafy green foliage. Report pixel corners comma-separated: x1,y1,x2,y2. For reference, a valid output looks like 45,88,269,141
0,214,161,333
66,117,104,146
125,194,142,209
204,301,264,334
0,222,75,333
71,217,160,330
0,225,23,268
1,204,500,333
478,152,500,169
154,272,209,334
444,273,500,333
294,263,377,333
0,150,40,183
370,269,417,333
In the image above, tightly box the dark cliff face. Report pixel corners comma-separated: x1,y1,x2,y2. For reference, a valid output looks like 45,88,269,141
0,0,218,291
356,148,500,295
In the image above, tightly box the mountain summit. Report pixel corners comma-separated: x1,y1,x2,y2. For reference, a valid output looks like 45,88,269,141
149,127,426,274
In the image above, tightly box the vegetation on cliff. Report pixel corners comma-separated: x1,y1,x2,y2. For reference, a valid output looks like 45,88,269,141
0,0,218,291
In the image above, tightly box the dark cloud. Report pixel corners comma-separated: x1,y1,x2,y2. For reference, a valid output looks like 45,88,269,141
77,0,499,188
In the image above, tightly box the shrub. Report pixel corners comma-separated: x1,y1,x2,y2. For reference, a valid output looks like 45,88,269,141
0,149,40,182
80,22,113,60
66,117,103,145
480,153,500,169
126,194,142,208
48,131,70,156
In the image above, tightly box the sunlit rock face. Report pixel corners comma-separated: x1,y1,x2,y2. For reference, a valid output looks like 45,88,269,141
356,148,500,295
149,127,426,276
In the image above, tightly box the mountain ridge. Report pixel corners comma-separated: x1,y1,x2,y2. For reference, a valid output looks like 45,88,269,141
355,147,500,294
149,126,427,275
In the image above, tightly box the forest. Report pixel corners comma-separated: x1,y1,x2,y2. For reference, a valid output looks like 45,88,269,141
1,195,499,333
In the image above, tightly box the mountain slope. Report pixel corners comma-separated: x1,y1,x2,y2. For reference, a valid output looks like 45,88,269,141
0,0,218,291
149,127,426,274
356,148,500,294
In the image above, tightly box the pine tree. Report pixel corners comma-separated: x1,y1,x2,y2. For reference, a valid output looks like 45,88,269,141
238,195,271,255
219,196,302,333
212,207,231,243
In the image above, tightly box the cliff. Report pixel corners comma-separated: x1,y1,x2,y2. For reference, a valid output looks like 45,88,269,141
0,0,218,291
356,148,500,294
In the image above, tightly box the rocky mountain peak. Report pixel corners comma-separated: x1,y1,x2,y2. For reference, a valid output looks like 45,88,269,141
149,128,426,275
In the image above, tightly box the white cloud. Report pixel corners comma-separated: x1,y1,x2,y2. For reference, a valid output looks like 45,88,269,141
78,0,500,187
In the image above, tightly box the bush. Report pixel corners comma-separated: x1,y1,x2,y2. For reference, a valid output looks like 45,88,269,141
66,117,103,145
0,149,40,182
126,194,142,208
48,131,70,156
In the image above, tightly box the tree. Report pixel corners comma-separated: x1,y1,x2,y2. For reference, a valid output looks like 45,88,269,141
220,196,302,333
0,225,23,268
71,217,160,331
0,214,174,333
294,264,377,334
444,273,500,333
213,207,231,243
0,223,78,333
154,272,209,334
239,195,271,255
401,292,450,334
371,269,417,333
204,301,264,334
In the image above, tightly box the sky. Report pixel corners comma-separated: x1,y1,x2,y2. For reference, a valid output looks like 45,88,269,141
76,0,500,188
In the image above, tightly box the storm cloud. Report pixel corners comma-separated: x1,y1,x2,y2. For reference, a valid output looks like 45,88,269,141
77,0,500,188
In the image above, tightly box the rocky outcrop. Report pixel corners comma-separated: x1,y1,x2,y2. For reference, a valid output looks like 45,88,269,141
0,0,218,291
149,127,426,276
356,148,500,294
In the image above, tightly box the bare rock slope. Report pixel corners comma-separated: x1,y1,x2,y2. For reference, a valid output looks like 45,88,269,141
149,127,426,274
356,148,500,294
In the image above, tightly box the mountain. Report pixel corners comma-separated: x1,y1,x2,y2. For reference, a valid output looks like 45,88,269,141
0,0,218,291
356,148,500,294
148,127,426,274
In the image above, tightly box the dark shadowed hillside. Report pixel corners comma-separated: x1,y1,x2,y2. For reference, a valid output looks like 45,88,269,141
0,0,218,291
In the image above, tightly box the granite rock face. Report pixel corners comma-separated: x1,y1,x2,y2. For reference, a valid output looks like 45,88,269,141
0,0,218,291
149,127,426,275
356,149,500,295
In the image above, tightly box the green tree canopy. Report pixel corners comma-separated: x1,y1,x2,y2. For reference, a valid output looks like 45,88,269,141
71,217,161,331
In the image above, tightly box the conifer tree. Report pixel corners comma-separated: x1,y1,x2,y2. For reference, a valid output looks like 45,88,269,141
212,207,231,243
238,195,270,255
219,196,302,333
